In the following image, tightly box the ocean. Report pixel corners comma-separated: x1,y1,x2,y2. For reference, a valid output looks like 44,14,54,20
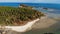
0,3,60,9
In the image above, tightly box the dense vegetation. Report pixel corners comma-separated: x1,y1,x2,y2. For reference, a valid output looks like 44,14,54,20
0,5,44,26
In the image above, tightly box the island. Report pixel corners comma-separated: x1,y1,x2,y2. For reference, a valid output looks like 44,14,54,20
0,4,44,26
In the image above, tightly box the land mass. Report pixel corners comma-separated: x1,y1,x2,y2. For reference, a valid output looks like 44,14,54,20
0,4,44,26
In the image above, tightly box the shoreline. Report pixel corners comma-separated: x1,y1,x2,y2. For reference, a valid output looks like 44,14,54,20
0,17,44,32
0,16,57,33
5,18,40,32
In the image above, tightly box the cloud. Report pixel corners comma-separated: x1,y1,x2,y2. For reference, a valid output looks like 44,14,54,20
0,0,34,2
34,0,60,3
0,0,60,3
0,0,18,2
17,0,34,3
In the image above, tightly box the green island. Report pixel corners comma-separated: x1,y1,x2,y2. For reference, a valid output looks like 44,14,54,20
0,4,44,26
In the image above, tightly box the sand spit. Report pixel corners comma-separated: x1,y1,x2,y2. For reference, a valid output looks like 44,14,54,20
4,18,40,32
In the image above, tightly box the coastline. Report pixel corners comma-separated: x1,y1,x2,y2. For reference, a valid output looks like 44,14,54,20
23,16,60,34
0,16,58,33
1,18,41,32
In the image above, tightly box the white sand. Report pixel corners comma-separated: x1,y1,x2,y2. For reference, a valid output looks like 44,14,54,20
4,18,40,32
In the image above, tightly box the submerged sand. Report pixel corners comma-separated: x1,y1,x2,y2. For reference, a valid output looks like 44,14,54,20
32,16,57,29
23,16,59,34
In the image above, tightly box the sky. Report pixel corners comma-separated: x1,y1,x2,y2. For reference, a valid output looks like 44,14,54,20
0,0,60,3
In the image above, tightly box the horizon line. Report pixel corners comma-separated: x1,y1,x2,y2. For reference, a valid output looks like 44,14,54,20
0,2,60,4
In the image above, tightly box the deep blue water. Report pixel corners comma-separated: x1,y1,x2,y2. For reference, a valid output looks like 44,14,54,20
0,3,60,10
0,3,19,7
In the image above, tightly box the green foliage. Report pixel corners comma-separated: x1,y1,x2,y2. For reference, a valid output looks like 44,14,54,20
0,6,44,25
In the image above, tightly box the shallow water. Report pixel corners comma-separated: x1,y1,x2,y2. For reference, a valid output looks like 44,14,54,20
23,19,60,34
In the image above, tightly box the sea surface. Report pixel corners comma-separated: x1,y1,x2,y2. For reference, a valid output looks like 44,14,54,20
0,3,60,9
0,3,60,34
0,3,60,11
0,3,60,15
